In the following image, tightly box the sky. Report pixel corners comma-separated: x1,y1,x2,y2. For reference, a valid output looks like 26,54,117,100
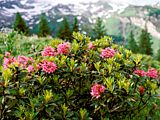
38,0,160,5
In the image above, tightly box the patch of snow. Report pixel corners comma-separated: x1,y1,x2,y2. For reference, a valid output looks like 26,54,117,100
35,20,39,24
22,15,30,21
20,0,28,5
77,16,81,20
57,18,64,22
58,8,72,15
88,18,93,23
90,5,103,13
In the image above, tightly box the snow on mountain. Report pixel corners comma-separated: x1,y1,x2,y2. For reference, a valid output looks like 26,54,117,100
0,0,160,40
0,0,129,27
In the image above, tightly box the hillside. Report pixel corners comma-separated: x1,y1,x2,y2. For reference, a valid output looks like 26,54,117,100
0,0,160,51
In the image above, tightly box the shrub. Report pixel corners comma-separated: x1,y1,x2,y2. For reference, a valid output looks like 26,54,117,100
0,32,159,119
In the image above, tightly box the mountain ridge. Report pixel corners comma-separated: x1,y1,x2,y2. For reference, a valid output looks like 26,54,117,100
0,0,160,43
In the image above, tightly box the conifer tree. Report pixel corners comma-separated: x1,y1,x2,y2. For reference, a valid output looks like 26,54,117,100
38,13,51,37
92,17,106,39
138,26,153,55
13,12,29,35
57,17,72,41
127,31,138,53
157,48,160,61
72,17,79,32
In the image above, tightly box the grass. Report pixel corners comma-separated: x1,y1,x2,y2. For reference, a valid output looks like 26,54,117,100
105,17,122,36
0,32,53,56
120,7,137,17
152,37,160,53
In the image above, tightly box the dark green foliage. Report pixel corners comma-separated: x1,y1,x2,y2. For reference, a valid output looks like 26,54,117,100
110,35,124,43
38,13,51,37
127,31,139,53
142,55,160,71
147,6,160,17
92,17,106,39
157,48,160,61
13,12,29,35
138,26,153,55
72,17,79,32
57,17,72,41
0,33,160,119
80,23,93,37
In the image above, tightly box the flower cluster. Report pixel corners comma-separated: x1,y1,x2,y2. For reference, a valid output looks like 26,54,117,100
3,52,35,72
41,46,56,57
100,47,115,58
3,56,16,69
134,68,158,79
57,42,70,55
39,60,57,74
18,56,33,69
134,69,146,77
91,83,105,98
27,65,34,73
88,42,94,49
146,68,157,79
5,52,10,57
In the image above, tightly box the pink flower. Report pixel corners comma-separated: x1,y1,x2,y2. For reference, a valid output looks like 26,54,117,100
3,57,16,69
18,56,33,69
134,69,146,77
41,60,57,74
146,68,157,79
88,42,94,49
57,42,70,55
91,83,105,98
5,52,10,57
28,57,34,63
18,56,29,69
41,46,56,56
100,47,115,58
27,65,34,73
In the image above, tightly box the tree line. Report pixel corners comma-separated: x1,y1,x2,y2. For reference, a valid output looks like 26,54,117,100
13,12,106,40
13,12,160,60
127,25,160,61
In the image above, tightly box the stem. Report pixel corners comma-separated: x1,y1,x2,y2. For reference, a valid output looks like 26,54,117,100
134,78,139,93
1,86,5,119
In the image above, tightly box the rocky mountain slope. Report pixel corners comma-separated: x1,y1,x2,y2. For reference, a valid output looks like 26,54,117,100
0,0,160,49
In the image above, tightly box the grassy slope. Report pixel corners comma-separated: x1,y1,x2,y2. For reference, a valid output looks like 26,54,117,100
0,32,53,57
105,17,121,36
104,6,160,54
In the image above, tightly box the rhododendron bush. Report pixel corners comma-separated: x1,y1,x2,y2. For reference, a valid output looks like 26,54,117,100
0,32,159,119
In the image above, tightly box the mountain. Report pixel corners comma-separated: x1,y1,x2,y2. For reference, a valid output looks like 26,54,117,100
104,4,160,51
0,0,160,50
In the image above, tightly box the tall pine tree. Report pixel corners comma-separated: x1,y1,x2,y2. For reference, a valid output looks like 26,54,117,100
57,17,72,41
92,17,106,39
72,17,79,32
38,13,51,37
138,26,153,55
127,31,138,53
13,12,29,35
157,47,160,61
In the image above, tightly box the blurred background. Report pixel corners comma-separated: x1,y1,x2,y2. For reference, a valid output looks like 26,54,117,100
0,0,160,54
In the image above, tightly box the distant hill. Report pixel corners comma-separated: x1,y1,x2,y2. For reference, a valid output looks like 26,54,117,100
0,0,160,51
